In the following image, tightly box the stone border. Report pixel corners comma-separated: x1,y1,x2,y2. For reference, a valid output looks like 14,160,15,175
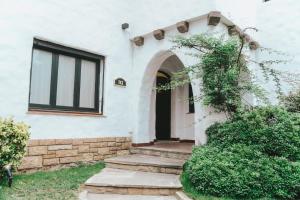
19,137,131,172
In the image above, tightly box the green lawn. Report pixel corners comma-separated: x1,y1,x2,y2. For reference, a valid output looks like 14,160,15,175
0,162,105,200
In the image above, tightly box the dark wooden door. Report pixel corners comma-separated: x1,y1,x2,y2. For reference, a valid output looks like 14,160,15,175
156,72,171,140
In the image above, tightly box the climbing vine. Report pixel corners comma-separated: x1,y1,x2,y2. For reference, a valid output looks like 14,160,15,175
157,30,293,117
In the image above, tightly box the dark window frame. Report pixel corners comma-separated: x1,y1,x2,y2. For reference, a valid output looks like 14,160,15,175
28,38,104,114
188,83,195,113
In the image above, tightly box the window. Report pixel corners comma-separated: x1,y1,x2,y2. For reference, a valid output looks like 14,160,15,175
29,38,104,113
188,84,195,113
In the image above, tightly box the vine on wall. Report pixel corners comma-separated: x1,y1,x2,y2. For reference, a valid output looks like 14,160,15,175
157,30,294,117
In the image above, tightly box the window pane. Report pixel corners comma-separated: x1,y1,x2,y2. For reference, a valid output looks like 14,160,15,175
56,55,75,107
30,49,52,105
80,60,96,108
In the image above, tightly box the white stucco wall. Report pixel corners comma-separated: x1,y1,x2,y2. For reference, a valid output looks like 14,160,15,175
0,0,215,141
256,0,300,71
0,0,135,139
256,0,300,101
1,0,299,144
217,0,300,100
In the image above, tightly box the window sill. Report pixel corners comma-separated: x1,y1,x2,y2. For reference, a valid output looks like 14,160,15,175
27,109,105,117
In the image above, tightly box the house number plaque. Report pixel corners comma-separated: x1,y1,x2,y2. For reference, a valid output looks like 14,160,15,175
114,78,126,87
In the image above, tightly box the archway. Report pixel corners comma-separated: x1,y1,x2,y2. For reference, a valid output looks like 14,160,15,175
135,50,196,144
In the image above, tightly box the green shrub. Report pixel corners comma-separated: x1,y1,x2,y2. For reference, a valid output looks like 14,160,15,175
207,106,300,161
281,89,300,113
0,118,30,167
184,145,300,199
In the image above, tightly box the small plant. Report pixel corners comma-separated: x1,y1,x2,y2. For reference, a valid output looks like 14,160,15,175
0,118,30,168
206,106,300,161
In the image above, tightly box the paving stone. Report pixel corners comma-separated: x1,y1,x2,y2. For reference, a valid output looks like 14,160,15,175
105,154,184,168
79,191,177,200
81,142,192,198
136,142,193,153
85,168,182,189
130,143,192,159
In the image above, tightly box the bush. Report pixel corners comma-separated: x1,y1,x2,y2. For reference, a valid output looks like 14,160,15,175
207,106,300,161
281,89,300,113
184,145,300,199
0,118,30,168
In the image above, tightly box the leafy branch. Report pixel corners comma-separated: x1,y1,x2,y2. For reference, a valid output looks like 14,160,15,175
157,31,292,118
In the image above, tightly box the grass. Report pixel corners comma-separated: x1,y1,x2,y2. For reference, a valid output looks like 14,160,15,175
181,172,232,200
0,162,105,200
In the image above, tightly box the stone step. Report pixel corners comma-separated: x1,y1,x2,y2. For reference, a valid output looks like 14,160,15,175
84,168,182,196
175,191,193,200
105,154,184,174
130,147,191,160
79,191,177,200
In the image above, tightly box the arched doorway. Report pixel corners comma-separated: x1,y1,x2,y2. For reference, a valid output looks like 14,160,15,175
135,50,198,145
155,71,171,140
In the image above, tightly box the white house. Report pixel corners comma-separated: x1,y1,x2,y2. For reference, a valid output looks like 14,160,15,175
0,0,299,170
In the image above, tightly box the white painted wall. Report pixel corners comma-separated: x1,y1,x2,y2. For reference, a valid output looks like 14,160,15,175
256,0,300,71
256,0,300,102
0,0,214,141
1,0,299,144
0,0,135,139
217,0,300,100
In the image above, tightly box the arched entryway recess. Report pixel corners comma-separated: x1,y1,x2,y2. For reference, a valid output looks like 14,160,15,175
134,50,201,145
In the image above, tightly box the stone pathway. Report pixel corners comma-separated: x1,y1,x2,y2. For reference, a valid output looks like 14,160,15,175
79,192,177,200
80,142,193,200
105,154,185,174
